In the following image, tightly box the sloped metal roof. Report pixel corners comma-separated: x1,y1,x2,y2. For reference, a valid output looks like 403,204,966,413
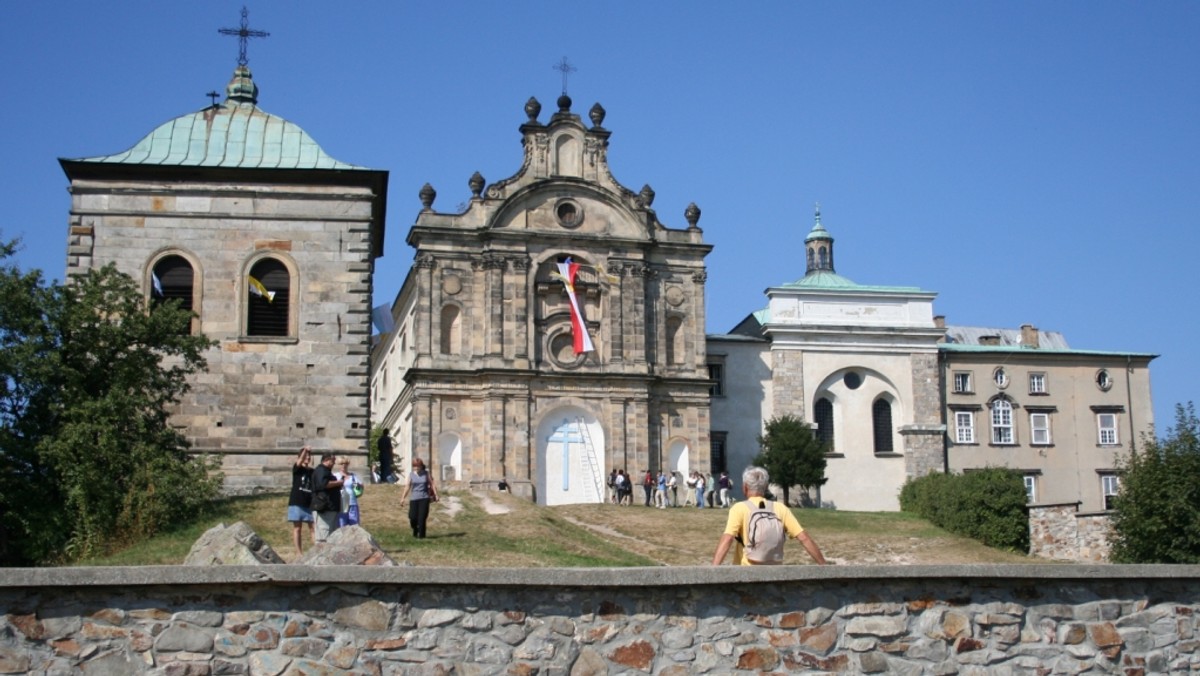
65,66,369,171
943,325,1070,349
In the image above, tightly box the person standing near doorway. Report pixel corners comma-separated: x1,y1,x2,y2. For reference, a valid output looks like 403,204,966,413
400,458,439,538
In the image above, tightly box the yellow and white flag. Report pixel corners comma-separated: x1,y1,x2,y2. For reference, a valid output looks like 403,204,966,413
248,275,275,303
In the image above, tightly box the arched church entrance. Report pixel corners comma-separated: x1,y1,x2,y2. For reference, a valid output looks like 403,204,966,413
667,439,690,476
437,432,462,483
535,406,606,506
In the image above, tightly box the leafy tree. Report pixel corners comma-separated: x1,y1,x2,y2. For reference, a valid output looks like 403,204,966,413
0,242,221,564
899,467,1028,552
1110,403,1200,564
753,414,828,506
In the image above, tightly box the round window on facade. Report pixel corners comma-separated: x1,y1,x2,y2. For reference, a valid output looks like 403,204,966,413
1096,369,1113,392
993,367,1009,389
843,372,862,390
555,199,583,228
547,329,587,369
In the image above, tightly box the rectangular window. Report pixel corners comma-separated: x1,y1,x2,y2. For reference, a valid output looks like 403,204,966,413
710,431,728,474
707,363,725,397
953,372,973,394
991,401,1014,445
1101,474,1120,510
1098,413,1119,445
954,411,975,444
1024,475,1037,503
1030,412,1051,445
1029,372,1046,394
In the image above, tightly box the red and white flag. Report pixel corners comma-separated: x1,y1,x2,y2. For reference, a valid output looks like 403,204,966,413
553,258,595,354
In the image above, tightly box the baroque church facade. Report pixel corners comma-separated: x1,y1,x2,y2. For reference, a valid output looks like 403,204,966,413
370,95,712,504
60,62,387,493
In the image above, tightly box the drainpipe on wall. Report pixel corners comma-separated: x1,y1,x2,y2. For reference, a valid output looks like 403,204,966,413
939,350,950,474
1125,355,1136,453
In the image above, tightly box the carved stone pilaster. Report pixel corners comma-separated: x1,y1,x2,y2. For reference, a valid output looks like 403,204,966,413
511,256,530,272
692,270,708,285
414,253,436,269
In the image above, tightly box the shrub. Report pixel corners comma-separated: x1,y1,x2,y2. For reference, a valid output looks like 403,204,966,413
900,467,1029,552
1110,403,1200,564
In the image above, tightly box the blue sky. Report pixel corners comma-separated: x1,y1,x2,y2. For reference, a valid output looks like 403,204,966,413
2,2,1196,434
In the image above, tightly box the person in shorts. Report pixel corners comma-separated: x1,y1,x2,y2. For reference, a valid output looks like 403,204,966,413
287,446,315,556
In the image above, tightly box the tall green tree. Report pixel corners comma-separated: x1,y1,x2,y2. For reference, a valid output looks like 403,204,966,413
753,414,828,506
0,242,220,564
1110,402,1200,564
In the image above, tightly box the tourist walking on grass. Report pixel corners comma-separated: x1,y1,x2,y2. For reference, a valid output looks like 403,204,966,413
642,470,654,506
668,471,679,507
718,471,732,507
401,458,438,539
656,470,669,508
287,446,315,556
311,453,344,543
695,471,707,508
335,457,364,527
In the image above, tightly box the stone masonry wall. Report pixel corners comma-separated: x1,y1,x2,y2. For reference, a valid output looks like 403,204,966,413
1030,504,1113,563
2,565,1198,674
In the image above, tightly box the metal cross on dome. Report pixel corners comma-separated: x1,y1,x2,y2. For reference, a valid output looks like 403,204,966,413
218,6,270,67
553,56,577,95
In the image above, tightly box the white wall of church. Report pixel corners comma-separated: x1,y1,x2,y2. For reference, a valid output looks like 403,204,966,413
534,407,607,506
789,350,927,512
709,339,773,483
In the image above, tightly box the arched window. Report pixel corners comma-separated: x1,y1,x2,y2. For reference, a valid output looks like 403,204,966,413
818,246,828,268
814,397,834,452
151,255,196,333
991,399,1015,444
440,304,461,355
665,316,684,365
872,399,894,454
246,258,291,337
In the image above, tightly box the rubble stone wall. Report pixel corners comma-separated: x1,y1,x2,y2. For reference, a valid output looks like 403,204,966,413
1029,503,1113,563
1,565,1198,674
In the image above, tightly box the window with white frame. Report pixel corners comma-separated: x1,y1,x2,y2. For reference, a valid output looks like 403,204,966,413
1030,412,1051,445
1029,372,1046,394
954,411,975,444
953,372,973,394
993,367,1009,389
1023,475,1037,503
991,399,1015,444
1101,474,1120,510
1098,413,1119,445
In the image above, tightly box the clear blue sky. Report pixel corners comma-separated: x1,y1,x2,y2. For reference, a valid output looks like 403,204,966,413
2,2,1196,435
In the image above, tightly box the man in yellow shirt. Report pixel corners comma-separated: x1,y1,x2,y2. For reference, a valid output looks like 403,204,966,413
711,465,828,566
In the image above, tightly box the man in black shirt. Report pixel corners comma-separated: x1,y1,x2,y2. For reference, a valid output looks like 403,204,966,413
312,453,344,543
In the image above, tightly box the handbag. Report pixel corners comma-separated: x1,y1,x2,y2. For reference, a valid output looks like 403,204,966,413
311,490,330,513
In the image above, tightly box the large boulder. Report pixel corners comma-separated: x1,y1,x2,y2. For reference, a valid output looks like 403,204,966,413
184,521,284,565
297,525,397,566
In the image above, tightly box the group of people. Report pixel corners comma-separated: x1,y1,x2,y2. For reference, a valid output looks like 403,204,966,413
286,442,438,556
606,469,734,509
289,441,825,567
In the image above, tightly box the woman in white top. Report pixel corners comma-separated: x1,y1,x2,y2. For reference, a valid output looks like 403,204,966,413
335,457,364,527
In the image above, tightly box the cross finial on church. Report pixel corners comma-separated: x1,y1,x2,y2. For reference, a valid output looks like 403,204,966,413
206,90,221,107
218,6,269,67
553,56,577,95
814,202,822,224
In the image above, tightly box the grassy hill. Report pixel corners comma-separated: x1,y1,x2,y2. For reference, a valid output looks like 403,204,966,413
81,486,1037,567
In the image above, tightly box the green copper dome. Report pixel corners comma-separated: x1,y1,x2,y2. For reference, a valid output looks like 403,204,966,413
66,66,367,171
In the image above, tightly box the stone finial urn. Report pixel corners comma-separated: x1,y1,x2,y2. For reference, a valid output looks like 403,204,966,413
589,102,606,128
684,202,701,229
469,171,485,198
419,183,437,211
525,96,542,122
638,184,655,208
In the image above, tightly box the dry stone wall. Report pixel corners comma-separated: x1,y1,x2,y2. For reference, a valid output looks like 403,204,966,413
1,565,1198,674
